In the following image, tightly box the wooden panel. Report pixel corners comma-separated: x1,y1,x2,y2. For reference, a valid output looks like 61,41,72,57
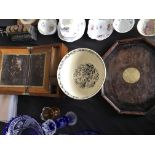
0,48,29,55
28,45,52,94
46,43,68,97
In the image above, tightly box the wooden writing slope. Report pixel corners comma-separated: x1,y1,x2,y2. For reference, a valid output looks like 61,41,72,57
0,43,68,97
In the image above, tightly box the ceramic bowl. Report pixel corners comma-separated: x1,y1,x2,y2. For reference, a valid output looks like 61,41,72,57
58,22,77,38
87,19,114,41
57,48,106,100
19,19,37,25
38,19,57,35
113,19,135,33
137,19,155,36
59,19,78,37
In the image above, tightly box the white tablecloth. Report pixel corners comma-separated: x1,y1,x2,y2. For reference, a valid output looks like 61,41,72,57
0,95,18,122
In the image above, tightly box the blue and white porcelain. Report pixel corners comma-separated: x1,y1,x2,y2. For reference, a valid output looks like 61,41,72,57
42,111,77,135
3,115,44,135
41,119,57,135
3,112,77,135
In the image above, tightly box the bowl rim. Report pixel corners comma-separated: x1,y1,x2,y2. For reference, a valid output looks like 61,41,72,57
5,115,44,135
57,48,106,100
137,19,155,36
37,19,57,35
113,19,135,33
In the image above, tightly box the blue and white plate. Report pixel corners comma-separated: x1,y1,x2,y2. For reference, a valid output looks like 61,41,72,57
3,115,44,135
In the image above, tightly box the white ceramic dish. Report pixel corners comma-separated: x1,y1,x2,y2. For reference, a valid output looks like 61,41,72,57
57,19,86,42
57,48,106,100
87,19,113,41
38,19,57,35
59,19,79,38
137,19,155,36
113,19,135,33
19,19,37,25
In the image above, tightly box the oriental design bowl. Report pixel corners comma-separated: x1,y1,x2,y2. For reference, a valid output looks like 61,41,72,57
57,48,106,100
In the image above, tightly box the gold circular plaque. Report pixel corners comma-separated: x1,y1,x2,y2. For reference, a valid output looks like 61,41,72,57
123,67,140,84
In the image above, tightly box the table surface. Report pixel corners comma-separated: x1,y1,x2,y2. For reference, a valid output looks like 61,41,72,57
0,19,155,135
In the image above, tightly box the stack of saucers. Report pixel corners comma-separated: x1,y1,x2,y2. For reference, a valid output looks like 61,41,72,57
87,19,114,41
57,19,86,42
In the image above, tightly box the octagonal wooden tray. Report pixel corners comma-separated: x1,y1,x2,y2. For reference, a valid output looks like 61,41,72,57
101,38,155,115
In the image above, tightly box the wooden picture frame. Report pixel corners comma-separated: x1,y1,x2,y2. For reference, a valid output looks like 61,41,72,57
0,43,68,97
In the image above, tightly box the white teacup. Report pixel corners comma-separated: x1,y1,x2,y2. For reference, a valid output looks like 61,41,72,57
59,19,80,37
137,19,155,36
38,19,57,35
59,19,75,30
113,19,135,33
87,19,114,40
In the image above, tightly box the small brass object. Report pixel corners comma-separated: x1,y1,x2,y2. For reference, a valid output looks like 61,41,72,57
123,67,140,84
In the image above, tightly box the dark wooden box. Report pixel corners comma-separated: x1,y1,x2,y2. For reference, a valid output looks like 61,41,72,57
101,38,155,115
0,43,68,97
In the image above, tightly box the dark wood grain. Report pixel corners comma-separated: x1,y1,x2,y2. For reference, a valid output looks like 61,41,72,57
102,38,155,115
